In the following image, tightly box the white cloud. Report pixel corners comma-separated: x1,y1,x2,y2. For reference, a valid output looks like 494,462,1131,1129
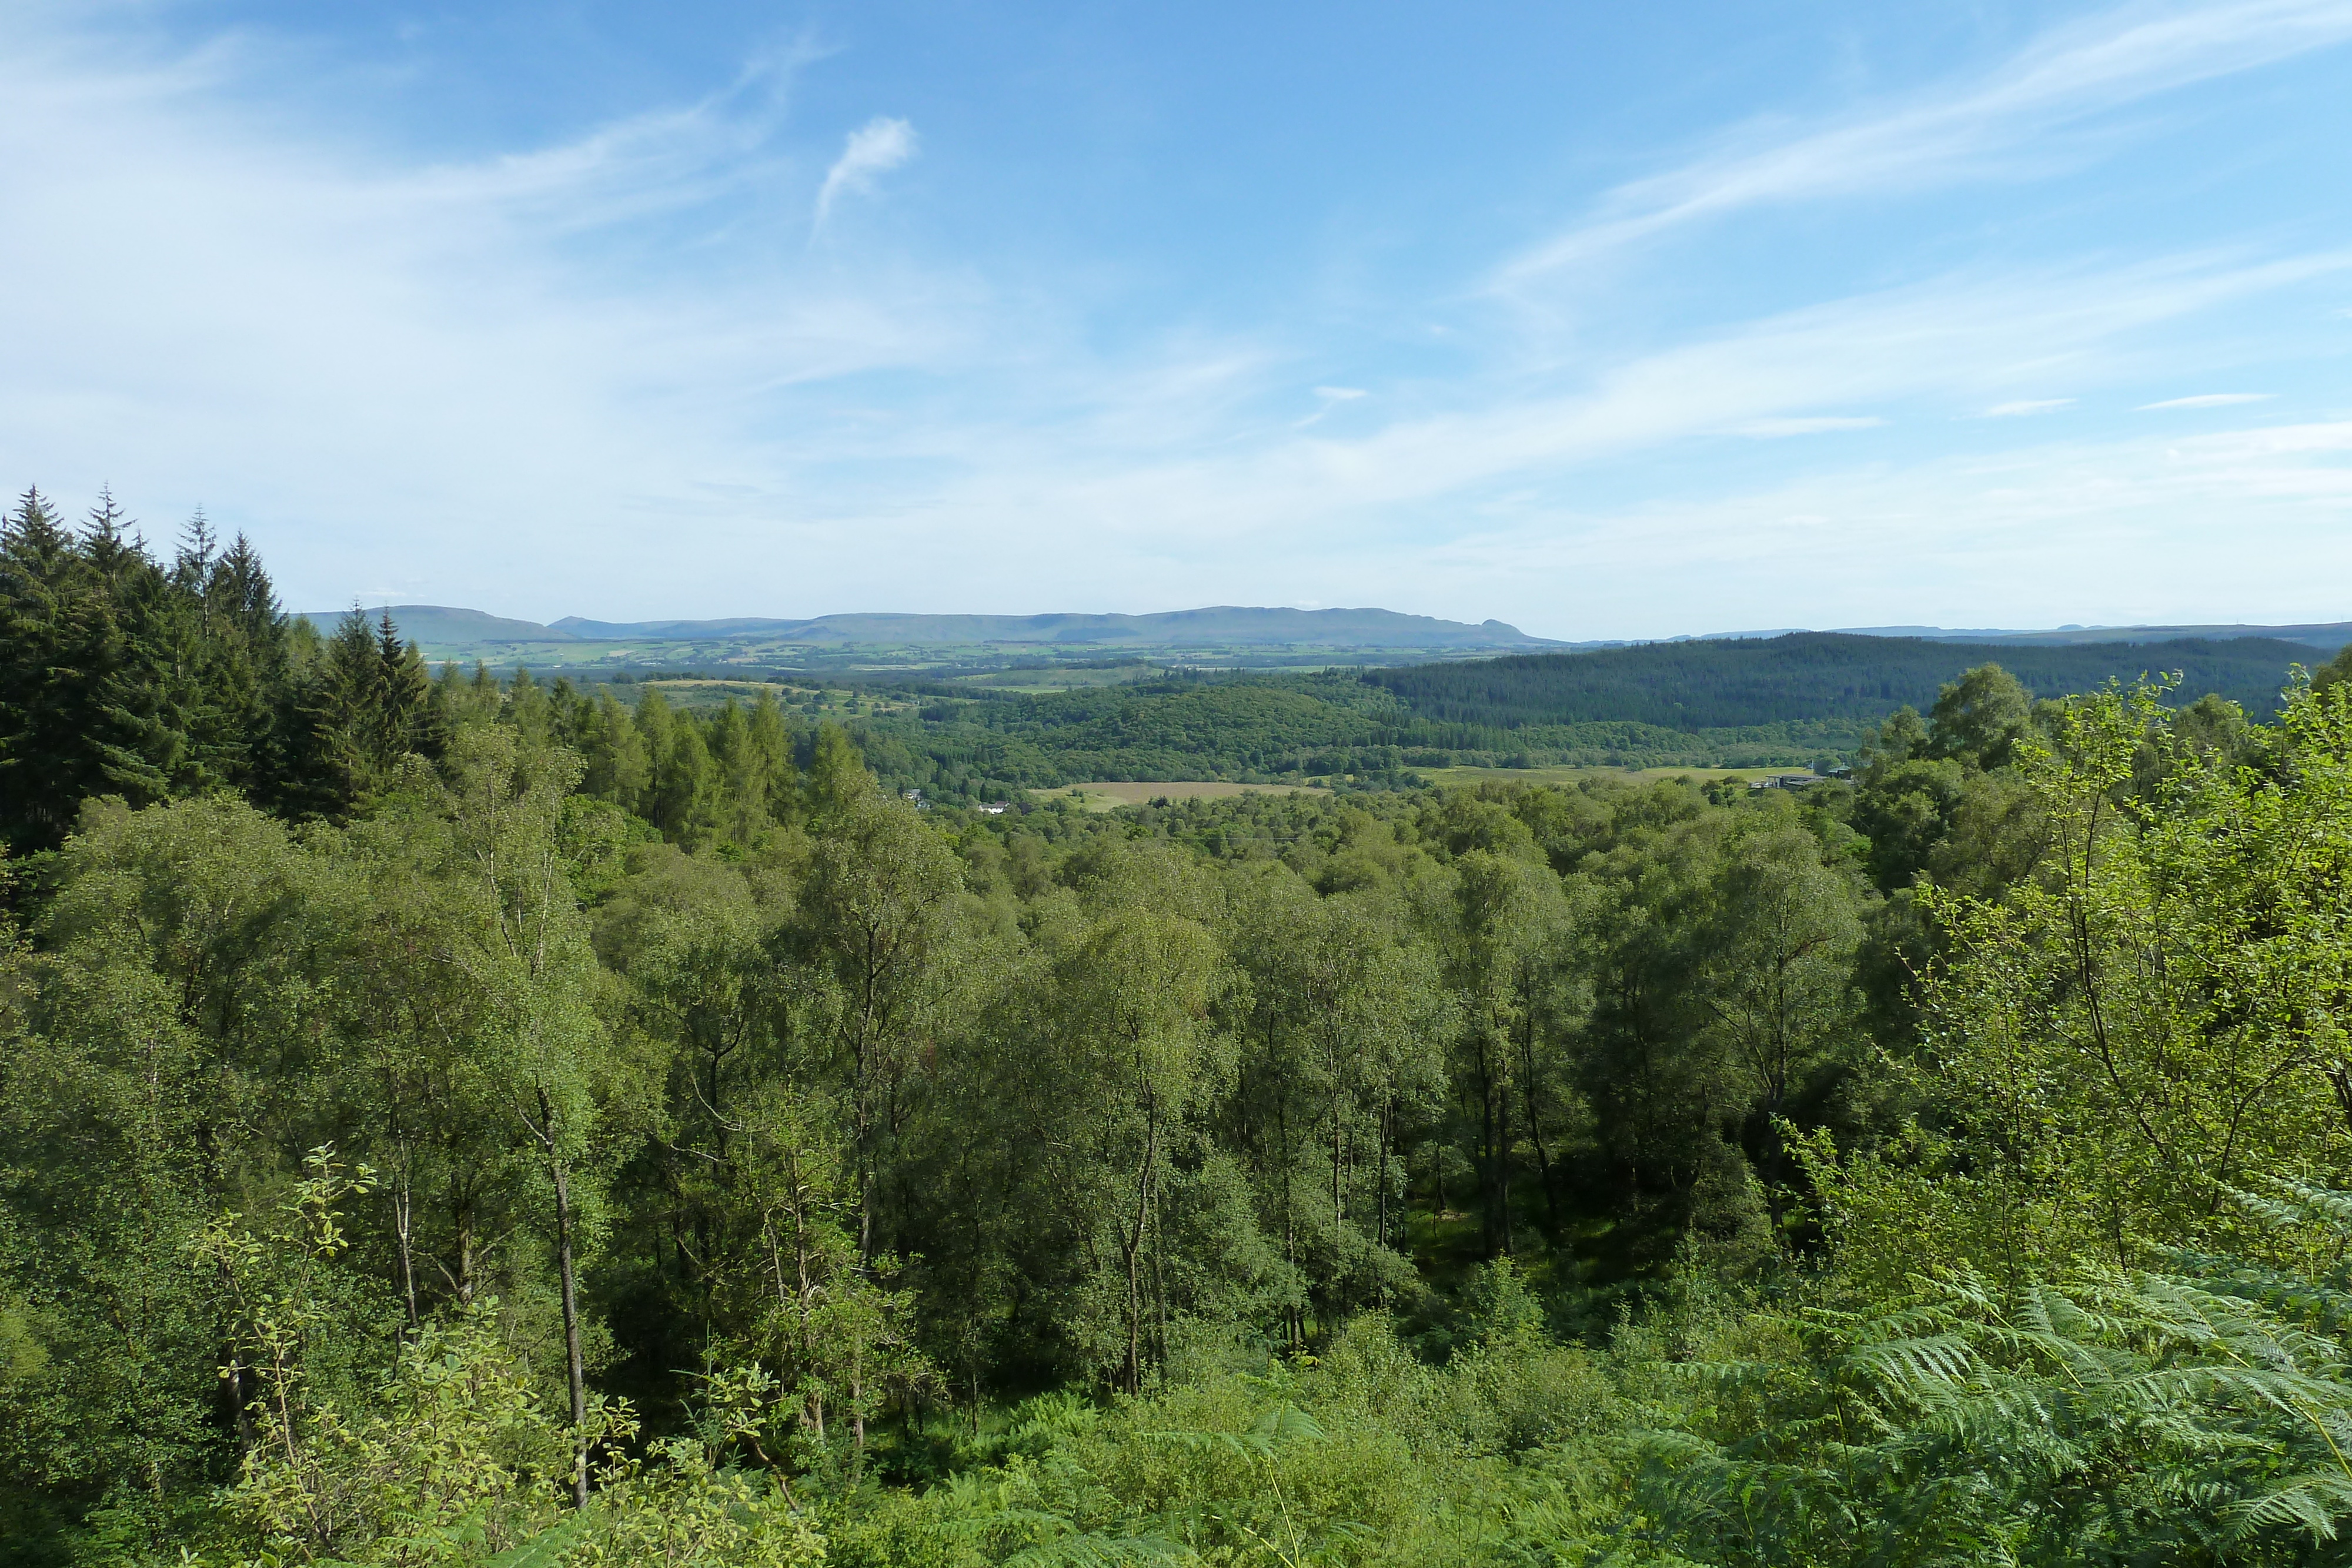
2,6,2346,636
0,16,981,615
1383,421,2352,637
1983,398,2076,417
2139,392,2276,408
1497,0,2352,289
1295,385,1369,428
813,116,917,229
1733,416,1886,437
780,250,2350,628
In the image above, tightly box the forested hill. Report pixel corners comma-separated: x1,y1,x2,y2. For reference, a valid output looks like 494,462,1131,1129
554,604,1560,648
667,630,2338,791
1364,632,2324,730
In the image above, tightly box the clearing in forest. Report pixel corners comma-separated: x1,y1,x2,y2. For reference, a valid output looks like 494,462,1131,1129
1030,781,1333,811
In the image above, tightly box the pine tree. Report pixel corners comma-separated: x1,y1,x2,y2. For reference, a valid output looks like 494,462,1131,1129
0,487,96,850
282,608,447,817
743,689,799,833
377,612,449,765
168,513,292,794
803,723,871,824
505,667,550,744
579,687,648,807
0,489,211,849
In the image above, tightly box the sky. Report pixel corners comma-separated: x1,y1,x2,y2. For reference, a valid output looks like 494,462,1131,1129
2,0,2349,639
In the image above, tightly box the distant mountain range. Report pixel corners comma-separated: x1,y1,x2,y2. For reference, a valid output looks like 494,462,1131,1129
293,604,2352,661
549,606,1562,648
295,604,1567,651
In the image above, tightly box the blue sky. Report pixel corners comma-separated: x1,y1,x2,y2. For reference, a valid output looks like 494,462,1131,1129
3,0,2349,638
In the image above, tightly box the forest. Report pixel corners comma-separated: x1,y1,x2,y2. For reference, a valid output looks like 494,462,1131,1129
1361,632,2320,730
14,485,2352,1566
627,631,2326,791
502,639,2326,803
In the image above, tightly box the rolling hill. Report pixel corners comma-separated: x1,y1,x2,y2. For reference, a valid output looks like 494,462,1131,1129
550,606,1561,648
1362,633,2328,730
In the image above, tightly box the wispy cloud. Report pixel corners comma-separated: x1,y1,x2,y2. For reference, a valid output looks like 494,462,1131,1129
2139,391,2274,407
813,116,917,230
1381,421,2352,636
0,16,979,614
862,250,2351,604
1497,0,2352,289
1295,385,1368,428
3,4,2346,634
1735,415,1886,437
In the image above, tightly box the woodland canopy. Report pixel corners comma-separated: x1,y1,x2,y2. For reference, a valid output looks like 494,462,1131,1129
12,487,2352,1566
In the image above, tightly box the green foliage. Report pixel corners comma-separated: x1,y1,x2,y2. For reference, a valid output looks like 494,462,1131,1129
1366,632,2311,732
16,512,2352,1563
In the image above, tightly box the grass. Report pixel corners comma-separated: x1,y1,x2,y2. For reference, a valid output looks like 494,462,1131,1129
1030,781,1335,813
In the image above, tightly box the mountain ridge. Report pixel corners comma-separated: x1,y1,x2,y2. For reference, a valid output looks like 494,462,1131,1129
295,604,1568,650
544,606,1562,647
293,606,2352,660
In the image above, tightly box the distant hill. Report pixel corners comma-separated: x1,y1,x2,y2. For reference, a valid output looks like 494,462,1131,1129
1923,621,2352,651
549,606,1562,649
1364,633,2328,729
1806,622,2352,651
294,605,577,644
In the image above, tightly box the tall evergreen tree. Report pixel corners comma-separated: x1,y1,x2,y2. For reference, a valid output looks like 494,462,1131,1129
0,489,212,850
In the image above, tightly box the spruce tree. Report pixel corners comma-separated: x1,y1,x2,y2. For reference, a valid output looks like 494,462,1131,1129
376,611,449,765
0,489,213,850
292,609,453,810
0,487,95,850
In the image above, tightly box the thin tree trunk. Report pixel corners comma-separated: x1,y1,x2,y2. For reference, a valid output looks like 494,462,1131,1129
1124,1091,1159,1396
454,1196,476,1306
1331,1079,1346,1228
1377,1094,1393,1254
539,1086,591,1511
1519,1017,1560,1235
394,1166,419,1330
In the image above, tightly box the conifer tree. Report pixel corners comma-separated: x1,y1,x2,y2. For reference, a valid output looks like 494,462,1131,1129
0,488,212,848
0,487,95,850
170,517,293,794
803,723,871,824
377,611,449,764
580,686,649,807
281,609,449,818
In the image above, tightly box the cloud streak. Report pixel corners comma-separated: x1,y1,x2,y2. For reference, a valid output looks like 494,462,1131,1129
2140,391,2274,407
813,116,918,230
1735,416,1886,437
1,4,2346,636
1497,0,2352,289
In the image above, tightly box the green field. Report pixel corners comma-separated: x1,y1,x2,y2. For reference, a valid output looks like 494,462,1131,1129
1030,780,1334,812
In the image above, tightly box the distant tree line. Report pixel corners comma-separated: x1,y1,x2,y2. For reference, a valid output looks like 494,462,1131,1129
1362,630,2321,730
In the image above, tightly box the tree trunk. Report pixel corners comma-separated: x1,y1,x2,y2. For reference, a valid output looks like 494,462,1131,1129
1331,1081,1346,1228
1377,1095,1394,1255
1123,1092,1159,1396
393,1166,419,1330
1519,1017,1561,1235
539,1088,591,1511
